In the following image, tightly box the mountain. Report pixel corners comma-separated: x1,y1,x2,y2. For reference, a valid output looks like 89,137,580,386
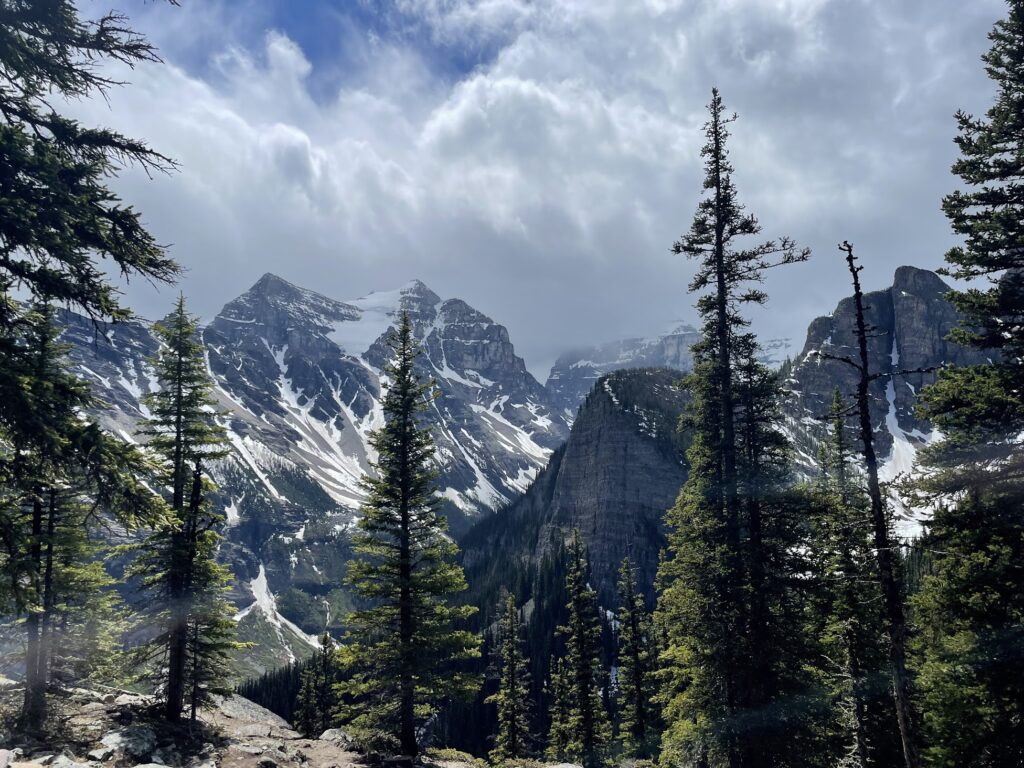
782,265,988,533
445,366,689,755
461,367,689,612
58,275,569,674
544,324,701,417
458,265,982,637
545,324,796,417
203,274,567,524
59,264,978,675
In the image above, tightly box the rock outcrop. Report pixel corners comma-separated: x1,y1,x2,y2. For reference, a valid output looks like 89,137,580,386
462,367,689,608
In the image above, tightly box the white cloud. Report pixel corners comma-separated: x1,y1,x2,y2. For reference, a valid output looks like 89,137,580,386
81,0,1006,376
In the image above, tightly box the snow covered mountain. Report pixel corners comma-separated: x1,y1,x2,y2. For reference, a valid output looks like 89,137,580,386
544,323,702,416
59,275,569,674
545,324,795,417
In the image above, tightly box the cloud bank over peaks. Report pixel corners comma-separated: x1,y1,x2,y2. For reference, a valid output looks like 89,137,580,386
78,0,1004,377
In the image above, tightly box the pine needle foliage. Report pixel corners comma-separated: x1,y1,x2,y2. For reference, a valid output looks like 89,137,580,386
911,5,1024,765
127,296,236,723
0,304,164,727
295,632,339,738
487,595,532,763
338,312,480,757
552,531,609,768
615,557,659,760
0,0,179,457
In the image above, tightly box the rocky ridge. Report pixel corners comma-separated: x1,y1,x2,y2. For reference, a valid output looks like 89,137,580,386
782,265,988,533
461,367,689,609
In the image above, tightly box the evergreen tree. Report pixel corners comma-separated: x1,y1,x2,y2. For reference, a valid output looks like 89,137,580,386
295,632,339,738
615,557,658,760
809,390,901,768
656,88,810,768
487,595,531,763
554,531,609,768
128,296,234,723
911,5,1024,765
3,304,163,727
0,0,178,469
546,656,572,762
338,313,480,757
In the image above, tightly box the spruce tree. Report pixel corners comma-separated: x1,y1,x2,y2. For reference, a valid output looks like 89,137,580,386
546,656,571,761
554,531,609,768
338,312,480,757
487,595,531,763
809,390,901,768
4,304,163,727
0,0,178,453
656,88,810,768
128,296,234,723
615,557,658,760
295,632,339,738
911,5,1024,765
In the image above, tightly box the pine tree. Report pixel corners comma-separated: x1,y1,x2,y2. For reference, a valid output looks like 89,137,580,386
546,656,572,761
809,390,901,768
656,88,810,768
295,632,339,738
910,5,1024,765
3,304,163,727
0,0,178,465
554,531,609,768
487,595,531,763
615,558,658,760
338,312,480,757
128,296,233,723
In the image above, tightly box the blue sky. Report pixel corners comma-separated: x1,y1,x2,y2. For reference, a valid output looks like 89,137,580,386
80,0,1007,377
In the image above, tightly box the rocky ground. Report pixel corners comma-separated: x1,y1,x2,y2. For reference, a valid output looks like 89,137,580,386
0,686,366,768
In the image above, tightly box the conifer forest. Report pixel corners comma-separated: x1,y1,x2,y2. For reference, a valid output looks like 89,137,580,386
0,2,1021,768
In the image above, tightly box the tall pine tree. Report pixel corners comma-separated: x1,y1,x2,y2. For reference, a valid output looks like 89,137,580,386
128,296,234,723
5,304,163,727
656,88,810,768
553,531,609,768
615,557,658,760
911,4,1024,765
295,632,339,738
487,595,531,763
338,313,480,757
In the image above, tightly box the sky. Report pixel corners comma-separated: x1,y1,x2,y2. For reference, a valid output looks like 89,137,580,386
74,0,1006,379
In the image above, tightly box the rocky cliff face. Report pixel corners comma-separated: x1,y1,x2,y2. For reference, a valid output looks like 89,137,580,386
783,266,987,531
461,367,689,609
58,275,569,674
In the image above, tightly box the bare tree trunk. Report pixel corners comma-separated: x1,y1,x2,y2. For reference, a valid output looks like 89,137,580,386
842,242,920,768
21,494,45,726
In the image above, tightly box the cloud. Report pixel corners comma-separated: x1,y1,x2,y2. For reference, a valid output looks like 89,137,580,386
79,0,1006,377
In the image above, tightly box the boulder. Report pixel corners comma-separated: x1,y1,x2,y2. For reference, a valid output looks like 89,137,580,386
317,729,352,747
99,726,157,760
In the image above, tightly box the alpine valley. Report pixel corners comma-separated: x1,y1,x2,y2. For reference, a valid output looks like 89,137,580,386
57,265,975,677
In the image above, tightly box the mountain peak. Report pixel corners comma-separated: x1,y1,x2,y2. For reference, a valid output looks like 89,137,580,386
892,265,949,297
250,272,299,294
